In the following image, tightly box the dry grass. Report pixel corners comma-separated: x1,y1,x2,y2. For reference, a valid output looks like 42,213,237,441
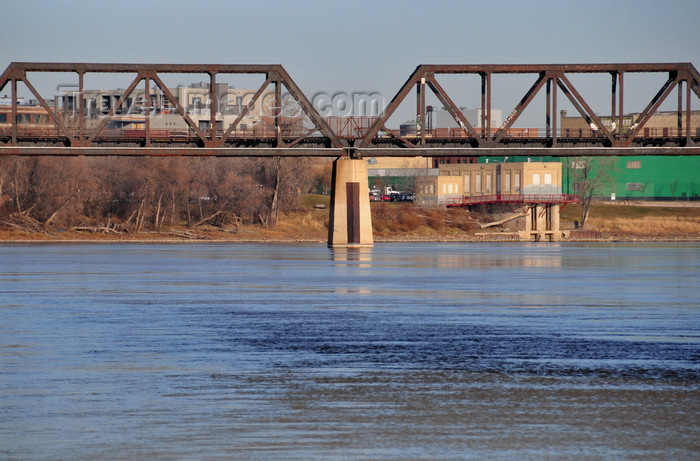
2,195,698,242
370,203,479,236
589,216,700,236
561,203,700,238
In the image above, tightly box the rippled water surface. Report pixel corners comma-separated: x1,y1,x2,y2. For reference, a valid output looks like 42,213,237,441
1,242,699,460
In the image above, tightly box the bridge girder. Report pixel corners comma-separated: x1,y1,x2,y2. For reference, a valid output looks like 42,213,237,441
359,63,700,151
0,62,343,150
0,62,699,156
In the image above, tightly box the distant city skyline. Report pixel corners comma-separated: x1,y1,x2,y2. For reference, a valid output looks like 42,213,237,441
2,0,699,128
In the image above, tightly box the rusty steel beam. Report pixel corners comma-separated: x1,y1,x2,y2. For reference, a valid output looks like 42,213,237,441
219,75,274,144
0,62,342,149
1,62,698,154
4,63,287,74
622,73,682,146
149,72,209,144
357,63,699,150
11,77,17,144
416,63,698,74
86,73,144,143
359,66,423,147
1,145,698,157
274,66,343,149
426,75,480,140
556,73,614,144
356,146,700,157
19,71,76,144
493,72,548,143
0,146,342,157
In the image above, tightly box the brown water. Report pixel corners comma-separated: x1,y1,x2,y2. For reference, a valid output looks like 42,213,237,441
1,243,698,460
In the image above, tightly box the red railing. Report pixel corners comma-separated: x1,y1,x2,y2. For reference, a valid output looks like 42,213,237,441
445,194,579,207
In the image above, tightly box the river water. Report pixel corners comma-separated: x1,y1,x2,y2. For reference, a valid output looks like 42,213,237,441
1,242,698,460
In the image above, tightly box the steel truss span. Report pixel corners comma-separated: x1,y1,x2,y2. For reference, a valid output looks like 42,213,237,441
1,62,699,157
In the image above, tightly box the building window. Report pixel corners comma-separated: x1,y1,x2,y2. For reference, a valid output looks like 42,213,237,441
533,173,541,185
544,173,552,185
505,173,511,193
486,173,492,193
464,174,470,193
475,174,482,193
627,161,642,169
514,173,521,192
0,113,6,123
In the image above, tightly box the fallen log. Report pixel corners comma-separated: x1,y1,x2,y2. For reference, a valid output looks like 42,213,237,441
70,226,121,234
169,230,211,240
479,212,528,229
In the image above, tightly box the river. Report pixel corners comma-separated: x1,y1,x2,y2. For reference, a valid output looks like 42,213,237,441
1,242,698,460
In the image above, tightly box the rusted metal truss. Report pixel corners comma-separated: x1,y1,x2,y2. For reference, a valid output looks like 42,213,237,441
0,62,699,158
359,63,700,151
0,62,342,150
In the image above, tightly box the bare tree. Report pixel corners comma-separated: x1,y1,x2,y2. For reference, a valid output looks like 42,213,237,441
0,157,89,229
252,157,313,225
0,150,326,234
569,157,616,229
310,159,334,195
639,182,650,200
668,179,679,200
399,158,431,193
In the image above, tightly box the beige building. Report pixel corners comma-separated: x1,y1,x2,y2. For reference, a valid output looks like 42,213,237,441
417,161,568,241
367,157,431,170
559,109,700,137
417,161,562,205
60,83,273,133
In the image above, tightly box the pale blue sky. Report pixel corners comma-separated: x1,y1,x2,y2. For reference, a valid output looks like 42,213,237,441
2,0,699,127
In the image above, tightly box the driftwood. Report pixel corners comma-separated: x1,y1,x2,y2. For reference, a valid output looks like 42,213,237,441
2,212,49,234
169,230,211,240
70,226,121,234
479,212,528,229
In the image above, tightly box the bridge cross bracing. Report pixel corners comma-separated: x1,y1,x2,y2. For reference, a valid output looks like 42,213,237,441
1,62,699,158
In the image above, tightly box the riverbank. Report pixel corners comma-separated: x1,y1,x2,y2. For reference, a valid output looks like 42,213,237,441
1,201,698,243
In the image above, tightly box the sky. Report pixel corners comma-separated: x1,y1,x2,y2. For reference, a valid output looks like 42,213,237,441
2,0,699,127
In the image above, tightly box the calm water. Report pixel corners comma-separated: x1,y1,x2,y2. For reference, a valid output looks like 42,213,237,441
1,242,698,460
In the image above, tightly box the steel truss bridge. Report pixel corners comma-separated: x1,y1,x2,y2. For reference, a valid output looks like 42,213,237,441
1,62,699,158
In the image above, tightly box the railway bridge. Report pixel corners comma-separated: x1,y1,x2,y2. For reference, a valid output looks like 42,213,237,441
1,62,699,246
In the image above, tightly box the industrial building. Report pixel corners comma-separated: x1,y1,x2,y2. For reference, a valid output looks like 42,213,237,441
58,82,273,133
416,161,572,241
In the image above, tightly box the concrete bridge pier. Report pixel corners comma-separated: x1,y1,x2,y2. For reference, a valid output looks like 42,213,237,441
521,203,564,241
327,158,374,248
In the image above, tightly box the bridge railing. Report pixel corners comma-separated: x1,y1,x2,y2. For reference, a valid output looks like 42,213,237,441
445,194,579,207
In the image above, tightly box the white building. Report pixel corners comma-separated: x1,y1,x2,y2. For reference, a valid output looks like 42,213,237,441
60,82,274,132
434,107,502,129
